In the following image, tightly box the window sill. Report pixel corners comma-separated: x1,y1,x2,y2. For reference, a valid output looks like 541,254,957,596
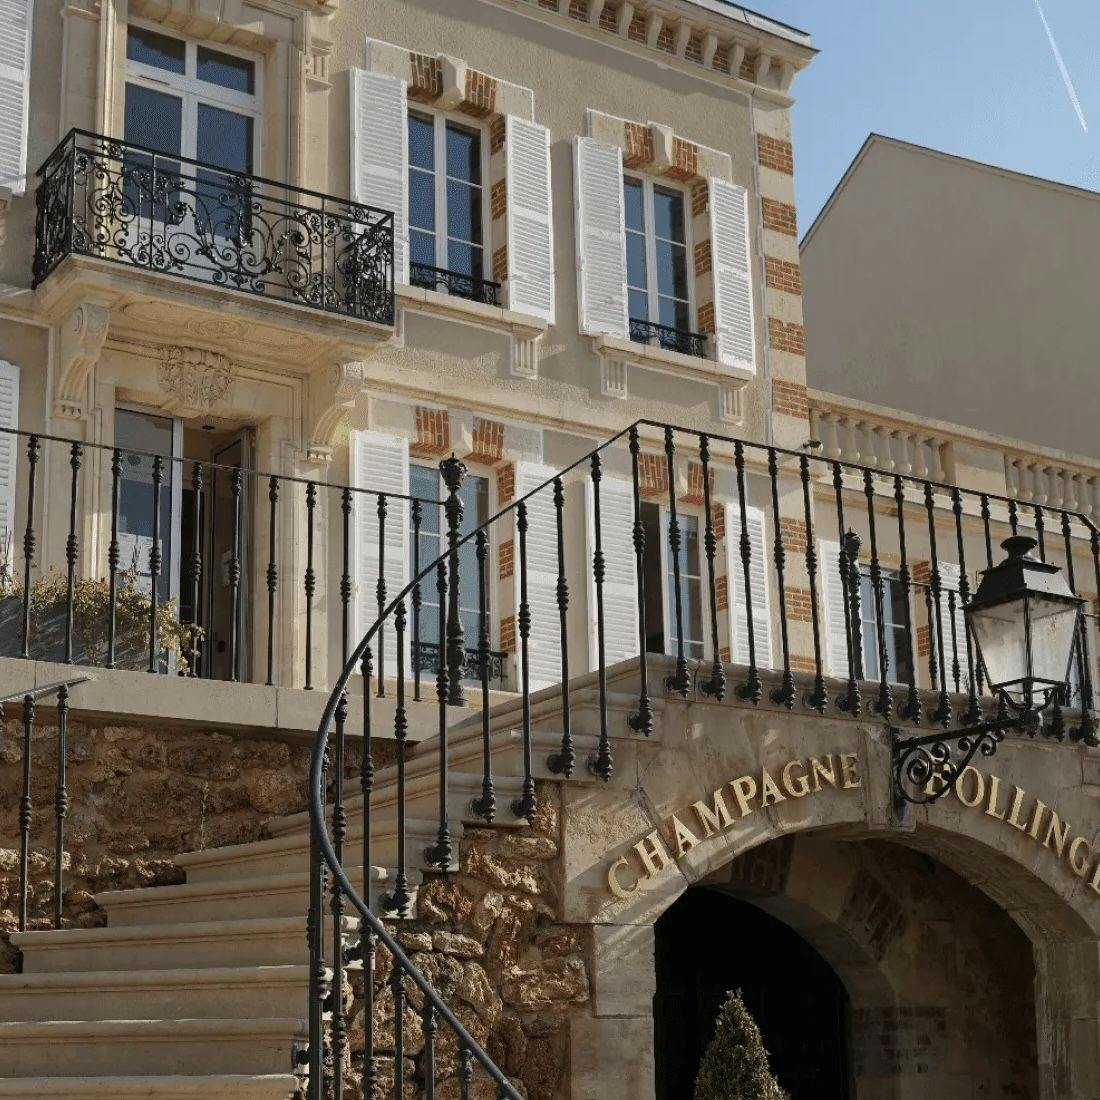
594,333,755,386
397,282,548,340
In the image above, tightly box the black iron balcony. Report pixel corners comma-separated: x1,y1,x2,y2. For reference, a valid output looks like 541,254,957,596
410,261,501,306
32,129,395,326
629,317,708,358
413,640,506,684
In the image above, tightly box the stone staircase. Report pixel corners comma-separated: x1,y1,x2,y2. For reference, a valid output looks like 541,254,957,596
0,679,606,1099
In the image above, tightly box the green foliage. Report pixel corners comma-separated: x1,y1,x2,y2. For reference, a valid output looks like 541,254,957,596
694,990,785,1100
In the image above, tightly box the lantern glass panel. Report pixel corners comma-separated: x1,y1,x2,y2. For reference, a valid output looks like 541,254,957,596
970,600,1028,698
1027,595,1080,687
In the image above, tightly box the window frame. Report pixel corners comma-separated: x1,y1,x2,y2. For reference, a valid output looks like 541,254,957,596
623,172,696,335
858,565,915,688
406,104,493,286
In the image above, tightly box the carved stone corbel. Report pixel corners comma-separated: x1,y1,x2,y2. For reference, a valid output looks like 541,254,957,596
307,358,368,464
156,345,235,418
600,357,628,400
54,299,110,419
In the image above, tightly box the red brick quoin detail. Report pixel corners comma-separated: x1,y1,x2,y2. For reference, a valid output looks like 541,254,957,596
500,614,516,654
762,198,798,237
665,137,699,182
466,419,506,465
409,54,442,102
624,122,654,169
765,257,803,296
412,407,450,458
499,538,514,580
639,453,669,499
757,135,794,176
767,318,805,357
462,70,498,118
773,379,809,419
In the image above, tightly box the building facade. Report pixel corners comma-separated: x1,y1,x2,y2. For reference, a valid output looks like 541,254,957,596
0,3,1098,1099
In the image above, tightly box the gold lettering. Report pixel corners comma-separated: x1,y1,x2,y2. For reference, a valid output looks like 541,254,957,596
839,753,862,789
729,775,758,818
1006,786,1029,832
1090,858,1100,895
634,830,672,878
955,766,985,808
670,815,700,858
692,789,734,837
984,775,1007,821
759,768,787,808
781,760,811,799
1069,836,1093,879
1043,812,1071,859
1028,799,1048,840
810,756,837,792
607,856,640,899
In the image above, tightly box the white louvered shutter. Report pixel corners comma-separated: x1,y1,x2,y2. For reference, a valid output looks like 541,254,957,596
725,503,772,668
573,137,628,338
936,561,968,692
0,361,19,572
514,462,561,690
350,69,409,284
709,179,755,371
819,540,850,677
0,0,33,194
505,117,555,323
349,430,410,676
585,474,638,670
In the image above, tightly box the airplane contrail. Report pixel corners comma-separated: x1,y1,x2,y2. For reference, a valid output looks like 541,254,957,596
1031,0,1088,132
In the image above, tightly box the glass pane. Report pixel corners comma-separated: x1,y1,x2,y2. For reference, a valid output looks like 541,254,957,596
641,502,665,654
409,169,436,233
410,229,436,268
410,466,442,648
653,187,685,242
628,288,649,323
447,240,483,281
446,179,482,245
623,179,645,233
124,83,182,156
657,296,691,332
408,114,435,171
655,239,689,300
446,124,481,184
126,26,186,74
196,104,253,173
625,231,648,292
197,46,256,94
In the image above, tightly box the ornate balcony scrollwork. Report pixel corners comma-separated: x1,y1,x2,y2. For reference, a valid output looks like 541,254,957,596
409,261,501,306
628,317,708,359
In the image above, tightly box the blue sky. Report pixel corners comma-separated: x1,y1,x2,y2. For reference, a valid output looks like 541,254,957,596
756,0,1100,232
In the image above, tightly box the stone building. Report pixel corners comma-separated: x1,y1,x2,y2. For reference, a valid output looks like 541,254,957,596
0,2,1097,1099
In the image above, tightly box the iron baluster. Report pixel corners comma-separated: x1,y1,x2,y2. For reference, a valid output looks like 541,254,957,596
800,455,828,712
699,434,725,701
357,648,379,1092
459,1049,473,1100
147,455,163,674
470,531,495,822
188,463,204,678
1065,515,1097,745
360,646,374,908
953,487,982,723
330,691,348,1100
664,427,690,696
392,964,406,1100
511,501,537,824
893,476,922,723
422,1002,437,1100
340,488,352,665
441,455,467,705
63,442,81,664
304,481,317,691
947,590,961,693
547,477,574,775
361,928,378,1099
980,493,994,568
924,481,951,727
20,434,39,658
106,449,121,668
587,453,613,781
16,693,34,948
1034,504,1046,561
425,563,452,871
411,500,422,703
381,601,410,914
1008,498,1019,536
626,428,653,734
307,791,324,1100
863,470,892,719
265,475,278,685
768,449,797,709
735,441,763,704
375,493,388,698
229,468,243,682
832,462,860,715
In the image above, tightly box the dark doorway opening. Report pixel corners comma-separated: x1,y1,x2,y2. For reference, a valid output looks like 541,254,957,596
654,887,852,1100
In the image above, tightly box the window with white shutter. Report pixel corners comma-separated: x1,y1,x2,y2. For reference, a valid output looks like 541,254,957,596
935,561,968,693
349,429,410,675
505,117,554,322
0,360,20,574
584,474,638,670
708,178,755,372
351,68,409,284
0,0,33,194
819,540,850,677
513,462,561,689
573,136,628,338
725,503,772,668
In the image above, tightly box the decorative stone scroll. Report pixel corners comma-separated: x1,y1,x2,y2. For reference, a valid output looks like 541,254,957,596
156,346,235,418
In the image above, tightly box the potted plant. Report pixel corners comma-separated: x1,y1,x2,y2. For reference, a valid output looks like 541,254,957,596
694,990,786,1100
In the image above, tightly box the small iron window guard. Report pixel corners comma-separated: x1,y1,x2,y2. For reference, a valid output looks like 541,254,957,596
413,640,506,685
629,317,708,359
32,129,395,326
409,261,501,307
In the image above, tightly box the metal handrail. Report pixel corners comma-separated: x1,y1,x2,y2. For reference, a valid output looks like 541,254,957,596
0,675,92,707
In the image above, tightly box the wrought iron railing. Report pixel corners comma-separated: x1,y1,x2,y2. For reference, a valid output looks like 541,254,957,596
629,317,708,358
414,640,506,684
308,417,1100,1098
32,129,395,326
409,260,501,306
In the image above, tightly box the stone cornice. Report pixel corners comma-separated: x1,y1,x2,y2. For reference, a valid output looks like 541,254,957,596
478,0,815,104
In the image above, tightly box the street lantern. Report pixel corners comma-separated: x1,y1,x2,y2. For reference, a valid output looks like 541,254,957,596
966,536,1083,713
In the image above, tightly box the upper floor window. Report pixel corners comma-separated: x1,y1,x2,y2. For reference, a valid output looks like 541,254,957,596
408,111,490,302
624,177,692,345
640,501,705,661
858,567,914,687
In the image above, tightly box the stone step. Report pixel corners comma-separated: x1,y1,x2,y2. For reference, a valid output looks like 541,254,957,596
0,1018,307,1078
12,916,355,974
0,966,311,1023
95,866,417,927
176,819,462,884
0,1075,301,1100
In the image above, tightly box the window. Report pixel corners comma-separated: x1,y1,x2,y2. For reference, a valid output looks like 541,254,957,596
624,177,692,342
640,501,705,660
408,111,488,299
859,568,914,686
